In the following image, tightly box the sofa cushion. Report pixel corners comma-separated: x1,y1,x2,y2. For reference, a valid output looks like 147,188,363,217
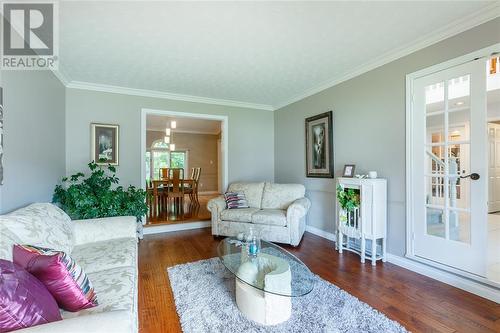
13,245,98,312
0,204,74,260
221,208,260,223
61,266,135,319
251,209,287,227
227,182,265,209
71,237,137,274
261,183,306,210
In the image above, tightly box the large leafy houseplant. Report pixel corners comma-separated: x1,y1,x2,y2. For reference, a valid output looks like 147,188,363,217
53,162,148,221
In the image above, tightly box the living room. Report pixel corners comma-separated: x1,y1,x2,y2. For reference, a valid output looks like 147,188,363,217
0,1,499,333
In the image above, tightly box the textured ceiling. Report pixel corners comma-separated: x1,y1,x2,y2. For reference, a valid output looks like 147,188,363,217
58,1,497,109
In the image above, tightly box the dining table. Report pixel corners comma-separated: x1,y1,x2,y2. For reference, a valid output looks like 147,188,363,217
150,179,196,218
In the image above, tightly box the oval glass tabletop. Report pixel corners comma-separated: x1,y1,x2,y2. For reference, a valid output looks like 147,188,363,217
217,237,315,297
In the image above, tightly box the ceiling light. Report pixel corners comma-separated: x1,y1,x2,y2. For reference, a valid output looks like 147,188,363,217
165,128,171,136
171,121,177,129
164,136,170,144
170,143,176,151
455,101,464,106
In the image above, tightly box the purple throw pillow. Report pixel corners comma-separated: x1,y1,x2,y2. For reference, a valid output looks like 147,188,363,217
0,259,62,332
13,245,98,312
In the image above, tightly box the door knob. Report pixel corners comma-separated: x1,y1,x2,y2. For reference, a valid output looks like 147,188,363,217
460,173,480,180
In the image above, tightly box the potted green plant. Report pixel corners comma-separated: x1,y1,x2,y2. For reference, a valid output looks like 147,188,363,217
53,162,148,221
336,184,360,226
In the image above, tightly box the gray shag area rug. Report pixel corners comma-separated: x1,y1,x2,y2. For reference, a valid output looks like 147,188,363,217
167,258,408,333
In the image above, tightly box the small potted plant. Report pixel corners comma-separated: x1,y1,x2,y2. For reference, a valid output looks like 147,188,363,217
336,184,360,227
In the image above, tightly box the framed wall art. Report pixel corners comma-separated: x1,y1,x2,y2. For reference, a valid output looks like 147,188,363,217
305,111,333,178
91,123,119,165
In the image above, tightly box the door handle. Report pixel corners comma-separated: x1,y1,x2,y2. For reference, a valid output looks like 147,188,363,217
460,173,480,180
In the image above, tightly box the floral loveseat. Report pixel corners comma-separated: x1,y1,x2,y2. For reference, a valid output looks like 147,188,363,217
0,203,138,332
207,182,311,246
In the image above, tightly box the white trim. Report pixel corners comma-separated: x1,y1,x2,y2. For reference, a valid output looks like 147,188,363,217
51,68,70,86
143,221,210,235
67,81,274,111
274,3,500,110
305,225,336,242
141,108,229,193
387,254,500,303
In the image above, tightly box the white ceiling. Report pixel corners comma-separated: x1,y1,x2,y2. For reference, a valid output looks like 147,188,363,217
58,1,498,110
146,114,221,135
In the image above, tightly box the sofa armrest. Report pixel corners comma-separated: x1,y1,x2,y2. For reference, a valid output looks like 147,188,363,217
207,196,226,236
17,310,135,333
286,197,311,222
73,216,137,246
287,197,311,246
207,196,226,214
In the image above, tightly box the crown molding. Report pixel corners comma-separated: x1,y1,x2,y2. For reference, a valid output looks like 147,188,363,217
51,68,70,86
65,80,274,111
273,2,500,110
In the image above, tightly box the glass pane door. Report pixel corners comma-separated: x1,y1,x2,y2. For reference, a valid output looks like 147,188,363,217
412,59,487,277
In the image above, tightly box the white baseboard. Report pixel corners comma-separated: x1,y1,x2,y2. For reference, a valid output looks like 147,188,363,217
305,225,336,242
386,253,500,303
143,221,210,235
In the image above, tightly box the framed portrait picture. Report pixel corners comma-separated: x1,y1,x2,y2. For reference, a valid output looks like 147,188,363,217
342,164,355,178
91,123,119,165
305,111,334,178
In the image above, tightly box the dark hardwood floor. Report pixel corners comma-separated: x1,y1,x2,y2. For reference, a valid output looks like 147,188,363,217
138,229,500,333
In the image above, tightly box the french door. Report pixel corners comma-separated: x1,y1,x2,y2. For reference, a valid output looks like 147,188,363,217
411,59,487,276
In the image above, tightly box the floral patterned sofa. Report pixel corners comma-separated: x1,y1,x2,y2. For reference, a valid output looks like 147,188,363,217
0,203,138,332
208,182,311,246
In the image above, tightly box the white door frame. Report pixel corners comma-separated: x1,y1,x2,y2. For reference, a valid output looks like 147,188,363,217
405,43,500,286
140,108,228,193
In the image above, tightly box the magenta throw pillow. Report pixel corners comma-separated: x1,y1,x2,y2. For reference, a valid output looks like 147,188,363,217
0,259,62,332
13,245,98,312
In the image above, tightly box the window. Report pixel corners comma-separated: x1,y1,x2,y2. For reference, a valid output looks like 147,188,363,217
145,140,188,180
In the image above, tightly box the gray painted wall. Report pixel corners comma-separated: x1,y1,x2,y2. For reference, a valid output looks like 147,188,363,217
1,71,66,213
65,89,274,188
274,18,500,256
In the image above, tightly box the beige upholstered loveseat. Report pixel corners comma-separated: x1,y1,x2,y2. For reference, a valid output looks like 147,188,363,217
0,203,138,333
207,182,311,246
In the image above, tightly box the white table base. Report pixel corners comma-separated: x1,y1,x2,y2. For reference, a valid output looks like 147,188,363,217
235,279,291,325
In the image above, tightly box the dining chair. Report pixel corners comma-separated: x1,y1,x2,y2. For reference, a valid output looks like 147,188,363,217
185,167,201,204
167,168,185,216
192,167,201,203
146,179,155,221
159,167,170,180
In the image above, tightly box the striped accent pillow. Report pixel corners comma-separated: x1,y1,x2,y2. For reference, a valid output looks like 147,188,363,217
224,192,250,209
13,244,98,312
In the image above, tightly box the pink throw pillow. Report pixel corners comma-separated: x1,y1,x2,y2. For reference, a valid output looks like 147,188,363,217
13,245,98,312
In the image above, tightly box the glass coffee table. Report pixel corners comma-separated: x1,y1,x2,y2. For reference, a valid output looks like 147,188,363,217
217,237,315,325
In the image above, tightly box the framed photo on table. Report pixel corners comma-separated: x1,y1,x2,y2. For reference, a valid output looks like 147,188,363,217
342,164,356,178
91,123,119,165
305,111,334,178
